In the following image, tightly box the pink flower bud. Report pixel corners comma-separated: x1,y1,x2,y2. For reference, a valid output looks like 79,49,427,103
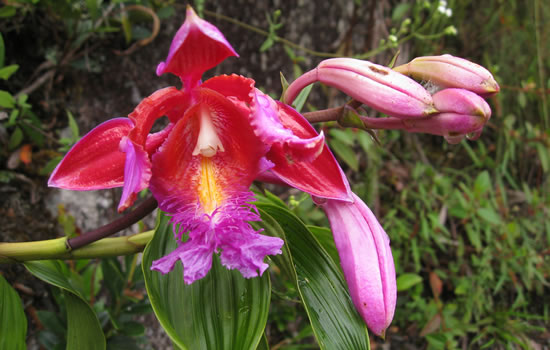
285,58,436,119
432,88,491,119
359,88,491,143
394,54,499,97
319,193,396,337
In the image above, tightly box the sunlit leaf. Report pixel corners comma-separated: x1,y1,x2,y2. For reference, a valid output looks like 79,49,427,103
0,64,19,80
293,83,313,112
396,273,423,292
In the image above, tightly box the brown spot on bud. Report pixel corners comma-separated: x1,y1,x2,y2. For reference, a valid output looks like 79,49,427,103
369,65,389,75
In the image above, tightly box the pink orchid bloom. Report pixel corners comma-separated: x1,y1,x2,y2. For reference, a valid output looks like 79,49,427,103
48,7,351,284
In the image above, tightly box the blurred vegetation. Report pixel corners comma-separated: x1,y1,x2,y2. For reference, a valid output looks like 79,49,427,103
0,0,548,349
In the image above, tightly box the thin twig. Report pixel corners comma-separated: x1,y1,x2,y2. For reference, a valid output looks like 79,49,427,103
66,196,158,250
114,5,161,56
15,70,55,98
202,9,341,58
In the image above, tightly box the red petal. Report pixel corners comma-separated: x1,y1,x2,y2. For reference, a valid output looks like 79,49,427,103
48,118,133,190
128,87,189,146
201,74,255,104
266,106,352,201
156,7,238,87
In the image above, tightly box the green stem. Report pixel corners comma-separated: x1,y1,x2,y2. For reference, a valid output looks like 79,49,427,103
0,230,154,263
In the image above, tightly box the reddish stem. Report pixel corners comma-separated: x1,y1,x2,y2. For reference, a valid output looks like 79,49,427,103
66,197,158,250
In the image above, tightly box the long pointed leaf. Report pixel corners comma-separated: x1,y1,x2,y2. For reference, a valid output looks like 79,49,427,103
24,260,106,350
0,274,27,350
142,212,271,350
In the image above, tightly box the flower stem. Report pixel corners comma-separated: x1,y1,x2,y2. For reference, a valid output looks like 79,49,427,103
66,196,158,250
302,100,363,123
0,231,154,263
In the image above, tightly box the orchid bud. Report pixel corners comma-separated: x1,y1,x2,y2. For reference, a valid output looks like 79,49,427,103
285,58,437,119
359,88,491,143
319,193,396,337
432,88,491,119
393,54,499,97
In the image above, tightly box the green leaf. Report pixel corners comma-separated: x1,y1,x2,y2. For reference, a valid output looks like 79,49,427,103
257,204,370,350
279,72,290,102
121,14,132,44
259,37,274,52
256,334,269,350
64,290,105,350
9,126,23,150
392,3,411,22
329,138,359,171
39,156,63,176
66,110,80,142
24,261,106,350
0,274,27,350
85,0,99,20
0,64,18,80
396,273,422,292
292,83,313,113
251,210,296,285
477,207,501,225
0,6,16,18
473,171,491,197
0,90,15,108
142,212,271,350
329,129,355,146
307,225,339,266
157,6,175,19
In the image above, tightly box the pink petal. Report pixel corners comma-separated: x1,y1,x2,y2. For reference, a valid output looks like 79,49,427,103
48,118,133,190
117,138,152,212
322,193,396,337
151,232,216,284
251,90,325,162
265,104,352,202
156,6,238,88
219,228,284,278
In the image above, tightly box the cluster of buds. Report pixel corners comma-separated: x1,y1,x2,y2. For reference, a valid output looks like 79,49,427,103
285,54,499,144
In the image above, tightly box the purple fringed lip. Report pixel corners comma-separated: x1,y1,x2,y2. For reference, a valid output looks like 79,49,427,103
151,190,284,284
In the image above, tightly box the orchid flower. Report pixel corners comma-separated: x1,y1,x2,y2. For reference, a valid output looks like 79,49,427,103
48,7,351,284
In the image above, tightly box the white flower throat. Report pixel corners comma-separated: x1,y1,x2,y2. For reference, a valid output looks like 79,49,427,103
193,108,224,157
